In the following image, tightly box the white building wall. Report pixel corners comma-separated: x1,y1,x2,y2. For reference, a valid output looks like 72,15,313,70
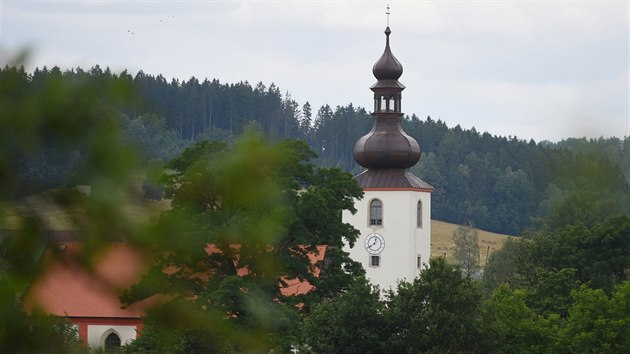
343,189,431,292
87,325,136,351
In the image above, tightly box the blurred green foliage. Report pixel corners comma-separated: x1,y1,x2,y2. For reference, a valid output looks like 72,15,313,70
0,61,143,351
0,61,365,353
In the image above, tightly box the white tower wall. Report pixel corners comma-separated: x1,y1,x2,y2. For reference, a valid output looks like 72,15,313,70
343,189,431,292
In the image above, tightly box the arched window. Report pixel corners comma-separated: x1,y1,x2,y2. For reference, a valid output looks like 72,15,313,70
104,332,121,353
417,200,423,228
370,199,382,226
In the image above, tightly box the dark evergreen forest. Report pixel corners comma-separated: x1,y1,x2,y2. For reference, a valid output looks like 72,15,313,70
10,65,630,235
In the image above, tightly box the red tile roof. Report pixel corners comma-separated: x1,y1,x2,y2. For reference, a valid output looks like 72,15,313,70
282,245,327,296
25,242,152,318
26,242,326,318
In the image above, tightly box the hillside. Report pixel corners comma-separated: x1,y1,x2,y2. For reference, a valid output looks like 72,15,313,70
0,188,170,231
8,66,629,237
430,220,511,267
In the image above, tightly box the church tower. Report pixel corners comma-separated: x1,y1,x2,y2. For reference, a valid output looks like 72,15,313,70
343,24,433,291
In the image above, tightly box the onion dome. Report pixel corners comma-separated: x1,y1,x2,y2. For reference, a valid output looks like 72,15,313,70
353,119,420,169
372,27,403,81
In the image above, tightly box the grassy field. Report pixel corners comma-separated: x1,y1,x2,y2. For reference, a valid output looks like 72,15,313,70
431,220,512,267
0,188,170,231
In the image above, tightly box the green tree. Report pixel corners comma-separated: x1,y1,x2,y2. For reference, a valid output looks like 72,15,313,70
301,277,385,354
493,167,537,235
542,190,625,231
481,237,524,296
124,113,184,161
525,268,580,318
607,280,630,352
528,215,630,293
1,62,140,353
559,281,630,353
480,285,560,354
122,133,363,352
142,158,165,200
300,101,312,134
453,223,480,276
384,257,482,353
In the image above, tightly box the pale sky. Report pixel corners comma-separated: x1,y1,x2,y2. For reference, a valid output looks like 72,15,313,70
1,1,628,142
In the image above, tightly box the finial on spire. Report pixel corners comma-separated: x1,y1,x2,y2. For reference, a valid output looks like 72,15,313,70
386,4,390,27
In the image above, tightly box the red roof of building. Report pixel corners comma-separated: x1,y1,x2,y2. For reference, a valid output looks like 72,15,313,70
281,245,327,296
25,242,326,319
25,243,153,318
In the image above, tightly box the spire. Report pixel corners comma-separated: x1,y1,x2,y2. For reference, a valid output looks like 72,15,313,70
372,5,404,87
352,21,421,170
372,27,403,82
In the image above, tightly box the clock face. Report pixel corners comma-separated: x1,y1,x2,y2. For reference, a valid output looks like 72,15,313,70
364,233,385,255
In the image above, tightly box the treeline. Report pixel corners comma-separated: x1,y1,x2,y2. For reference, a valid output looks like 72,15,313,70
8,65,630,235
405,118,630,234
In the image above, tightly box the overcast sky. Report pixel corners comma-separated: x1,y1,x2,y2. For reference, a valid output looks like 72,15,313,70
1,1,628,142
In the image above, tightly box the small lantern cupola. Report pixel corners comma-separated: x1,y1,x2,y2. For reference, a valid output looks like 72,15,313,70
353,26,421,169
371,26,405,113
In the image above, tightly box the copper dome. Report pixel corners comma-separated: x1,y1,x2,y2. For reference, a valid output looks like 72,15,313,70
372,27,403,81
353,118,420,169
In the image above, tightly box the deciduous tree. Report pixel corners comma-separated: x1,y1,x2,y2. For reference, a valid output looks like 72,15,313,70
480,285,560,354
453,223,480,276
122,132,364,352
384,258,482,353
301,277,385,354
